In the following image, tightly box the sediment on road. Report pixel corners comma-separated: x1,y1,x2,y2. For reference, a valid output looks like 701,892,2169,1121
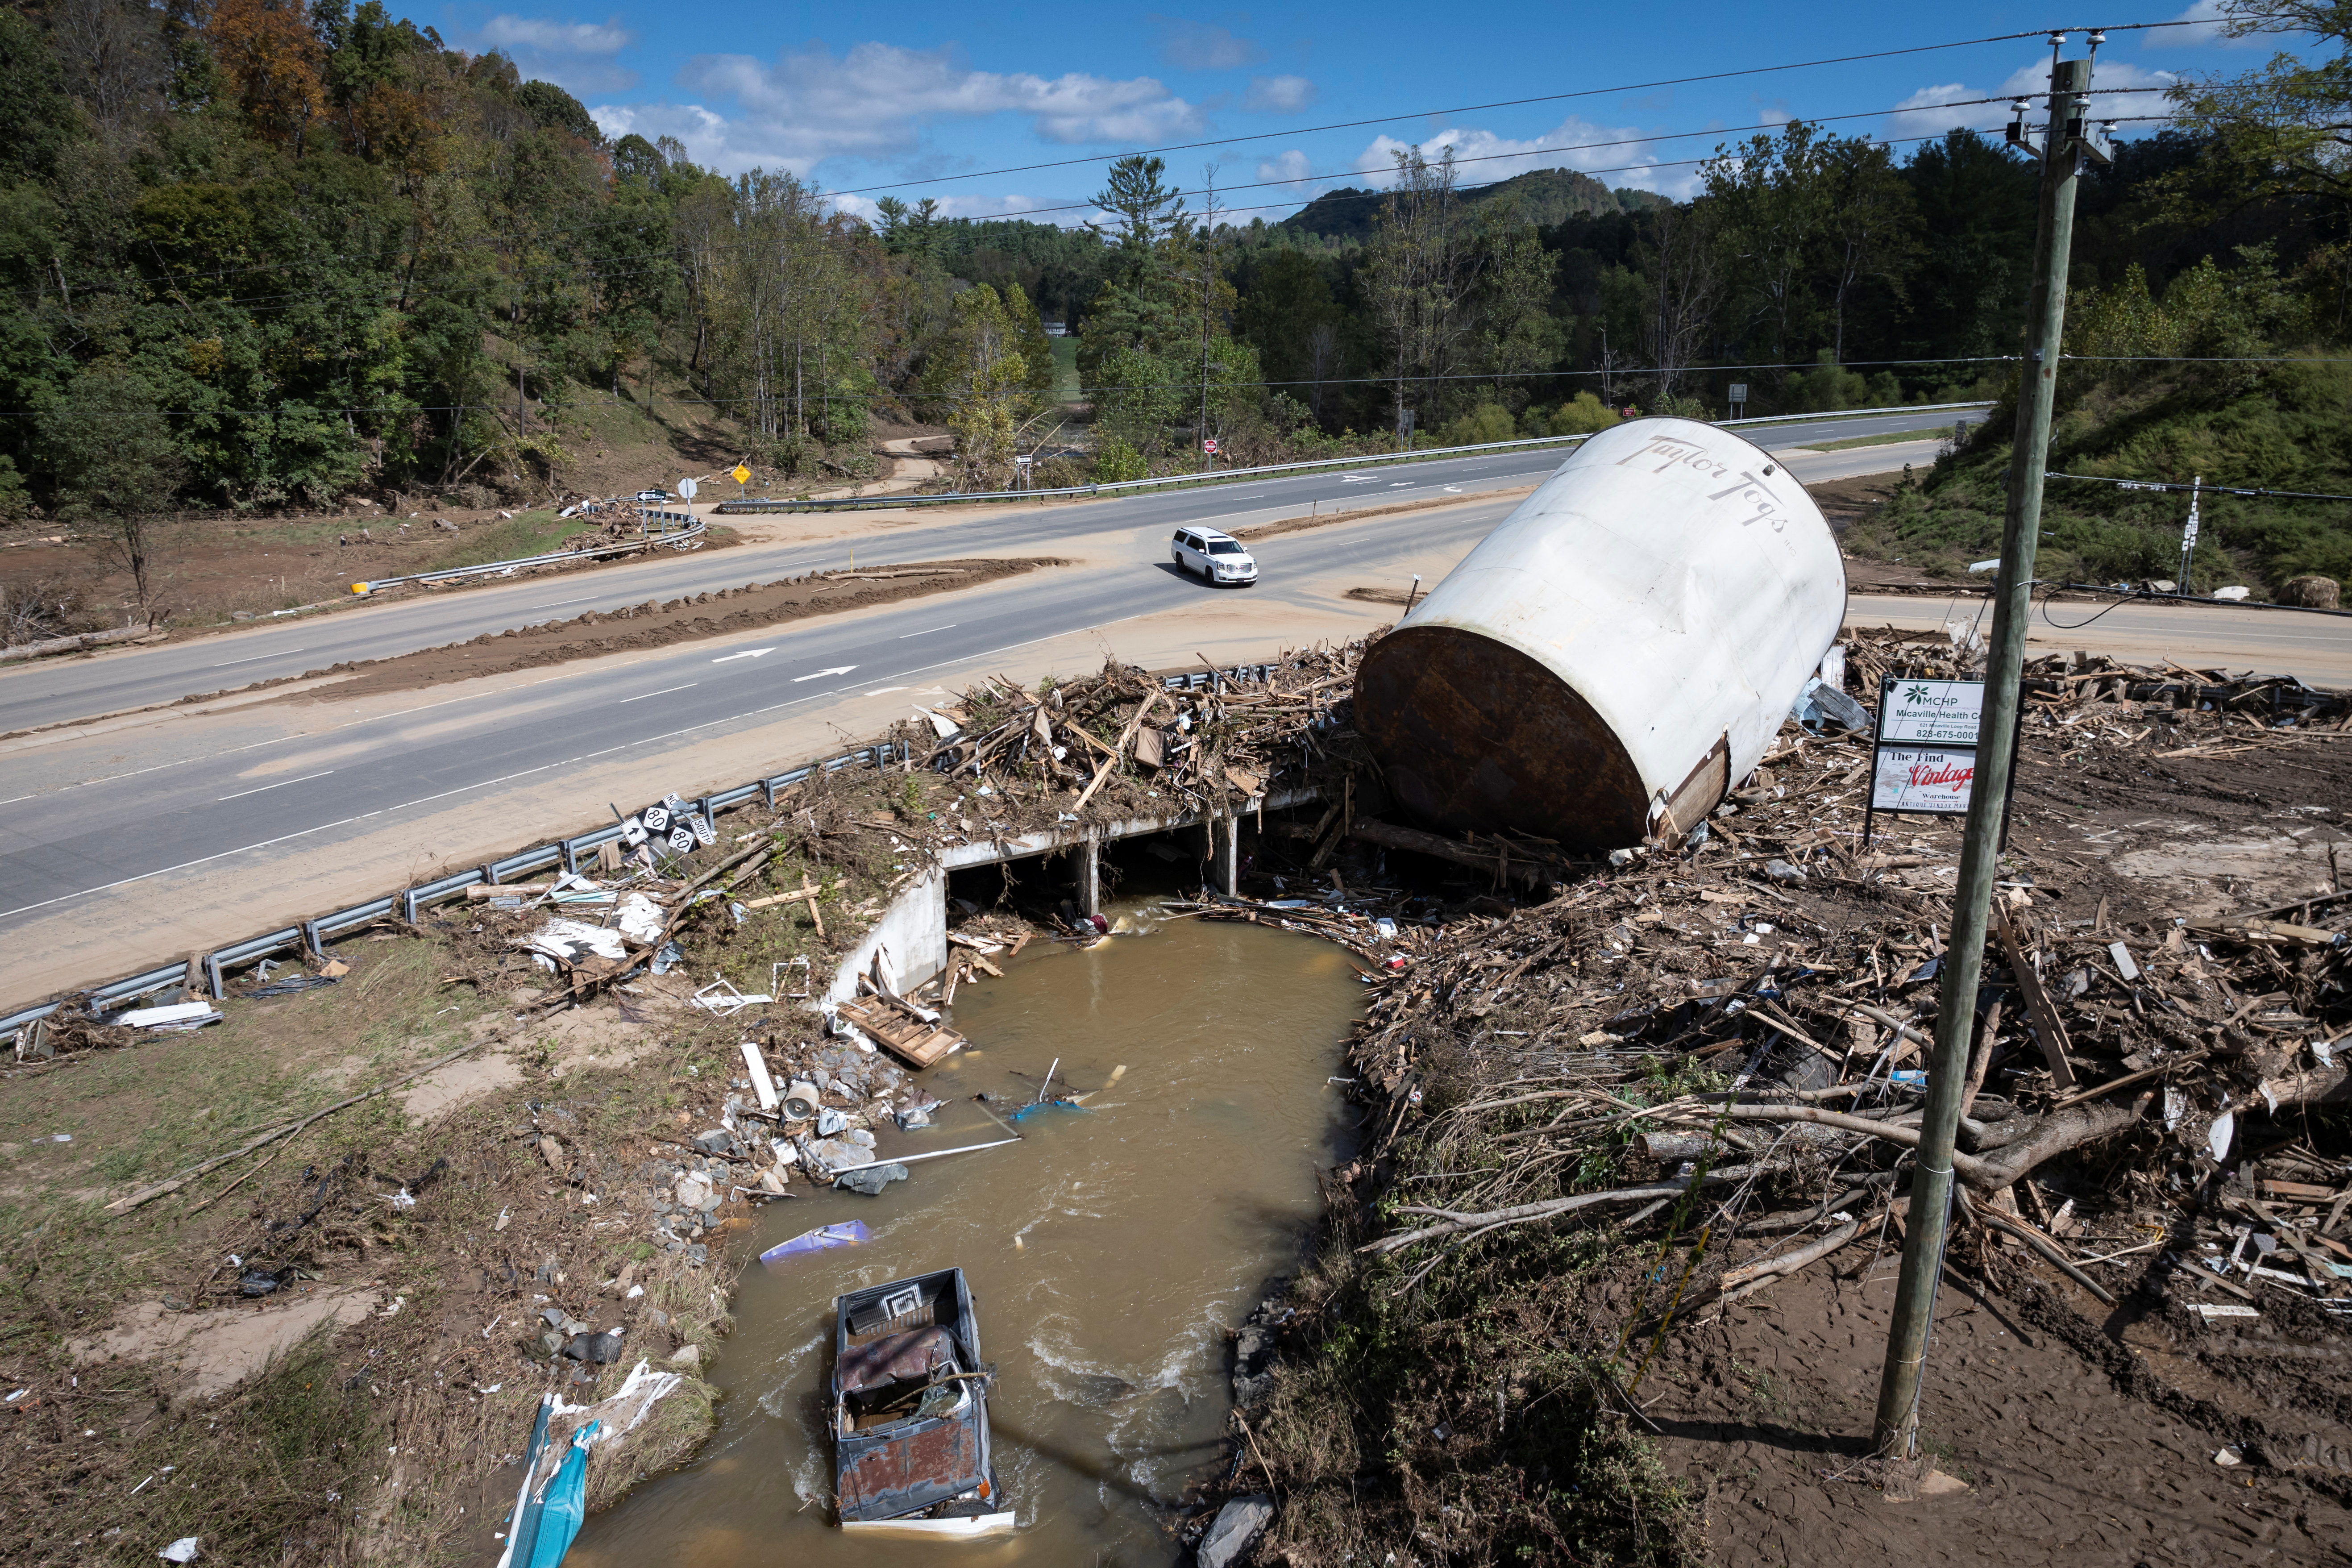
177,557,1060,714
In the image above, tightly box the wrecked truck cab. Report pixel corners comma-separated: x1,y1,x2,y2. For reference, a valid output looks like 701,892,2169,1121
1354,416,1847,854
832,1266,1014,1539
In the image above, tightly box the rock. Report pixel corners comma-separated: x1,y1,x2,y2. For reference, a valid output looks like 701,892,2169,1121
693,1128,731,1153
757,1167,789,1194
540,1306,567,1329
668,1343,703,1371
845,1128,877,1149
833,1163,907,1196
684,1244,708,1265
675,1173,712,1209
807,1137,866,1173
2282,574,2342,609
566,1330,624,1364
1197,1495,1273,1568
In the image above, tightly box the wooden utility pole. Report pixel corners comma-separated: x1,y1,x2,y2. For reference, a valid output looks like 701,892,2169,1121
1870,34,2113,1458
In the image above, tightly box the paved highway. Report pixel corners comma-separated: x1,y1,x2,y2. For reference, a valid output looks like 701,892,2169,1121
0,410,1971,734
2,491,1528,922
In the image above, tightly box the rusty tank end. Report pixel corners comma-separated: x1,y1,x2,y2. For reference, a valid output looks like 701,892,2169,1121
1352,416,1847,854
1355,626,1650,849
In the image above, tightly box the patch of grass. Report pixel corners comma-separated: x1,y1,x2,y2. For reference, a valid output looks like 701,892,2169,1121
419,512,592,573
1850,358,2352,592
1805,428,1956,452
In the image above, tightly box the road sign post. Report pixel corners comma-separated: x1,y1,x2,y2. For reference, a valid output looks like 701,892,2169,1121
1728,382,1749,419
2179,475,2202,592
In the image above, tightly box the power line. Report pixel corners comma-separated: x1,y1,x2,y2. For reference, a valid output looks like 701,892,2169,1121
2048,471,2352,502
0,354,2022,420
831,22,2209,196
8,110,2190,322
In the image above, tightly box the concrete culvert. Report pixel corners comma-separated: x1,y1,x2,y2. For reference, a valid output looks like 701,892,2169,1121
1354,416,1846,853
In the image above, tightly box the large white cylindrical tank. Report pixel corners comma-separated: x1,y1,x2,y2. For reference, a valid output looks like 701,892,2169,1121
1354,416,1847,852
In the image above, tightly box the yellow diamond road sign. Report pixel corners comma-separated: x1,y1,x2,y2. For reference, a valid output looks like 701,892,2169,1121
731,464,751,484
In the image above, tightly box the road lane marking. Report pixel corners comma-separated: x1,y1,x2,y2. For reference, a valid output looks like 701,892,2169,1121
0,605,1208,922
529,595,600,609
897,625,956,638
219,769,335,801
619,683,698,703
212,648,305,668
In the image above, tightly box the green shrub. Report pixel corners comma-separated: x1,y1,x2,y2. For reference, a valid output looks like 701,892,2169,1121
1091,434,1148,483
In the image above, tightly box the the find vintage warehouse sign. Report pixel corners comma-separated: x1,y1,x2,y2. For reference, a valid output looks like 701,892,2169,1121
1863,676,2009,844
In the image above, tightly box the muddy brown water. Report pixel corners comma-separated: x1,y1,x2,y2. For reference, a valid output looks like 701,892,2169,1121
569,907,1363,1564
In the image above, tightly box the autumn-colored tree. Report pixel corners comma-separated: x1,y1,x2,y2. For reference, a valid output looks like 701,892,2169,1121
208,0,324,155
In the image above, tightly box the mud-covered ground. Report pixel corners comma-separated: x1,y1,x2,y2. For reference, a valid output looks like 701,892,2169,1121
1216,638,2352,1568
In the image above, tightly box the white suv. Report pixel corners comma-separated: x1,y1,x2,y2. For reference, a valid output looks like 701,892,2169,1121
1172,526,1258,586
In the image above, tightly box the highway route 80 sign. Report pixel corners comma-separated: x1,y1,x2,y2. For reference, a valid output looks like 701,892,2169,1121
620,792,715,856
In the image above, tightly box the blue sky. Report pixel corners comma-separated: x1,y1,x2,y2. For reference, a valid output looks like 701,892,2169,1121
431,0,2278,223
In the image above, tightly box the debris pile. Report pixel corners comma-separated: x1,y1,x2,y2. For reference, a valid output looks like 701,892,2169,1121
1201,627,2352,1564
1333,665,2352,1312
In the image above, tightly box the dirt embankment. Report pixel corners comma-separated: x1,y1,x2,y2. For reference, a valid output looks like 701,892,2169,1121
199,557,1058,708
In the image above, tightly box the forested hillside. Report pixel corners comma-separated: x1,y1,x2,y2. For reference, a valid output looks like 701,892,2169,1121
3,0,2349,597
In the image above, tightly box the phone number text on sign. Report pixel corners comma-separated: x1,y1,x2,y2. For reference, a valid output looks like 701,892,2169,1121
1878,678,1983,744
1870,746,1977,815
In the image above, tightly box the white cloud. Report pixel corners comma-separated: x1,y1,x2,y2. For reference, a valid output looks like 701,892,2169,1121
1350,113,1702,200
1244,74,1315,113
1886,58,2178,143
627,42,1205,174
2147,0,2258,47
1256,148,1312,186
1152,19,1264,70
827,189,1071,225
480,14,633,54
472,14,638,93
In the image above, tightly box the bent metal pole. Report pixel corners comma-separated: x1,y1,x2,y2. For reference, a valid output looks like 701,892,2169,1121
1870,43,2099,1456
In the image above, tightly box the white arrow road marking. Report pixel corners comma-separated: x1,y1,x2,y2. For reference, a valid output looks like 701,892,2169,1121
792,665,858,682
1389,481,1413,487
1342,474,1375,482
1444,486,1463,493
712,647,776,663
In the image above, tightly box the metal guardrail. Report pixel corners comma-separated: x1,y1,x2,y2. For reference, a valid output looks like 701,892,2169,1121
0,737,912,1036
716,401,1995,515
0,653,1313,1036
349,508,702,595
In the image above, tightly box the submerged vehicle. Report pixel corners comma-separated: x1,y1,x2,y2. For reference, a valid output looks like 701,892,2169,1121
832,1267,1014,1539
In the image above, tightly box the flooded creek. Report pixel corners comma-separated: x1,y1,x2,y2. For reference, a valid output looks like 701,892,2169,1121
570,907,1364,1564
